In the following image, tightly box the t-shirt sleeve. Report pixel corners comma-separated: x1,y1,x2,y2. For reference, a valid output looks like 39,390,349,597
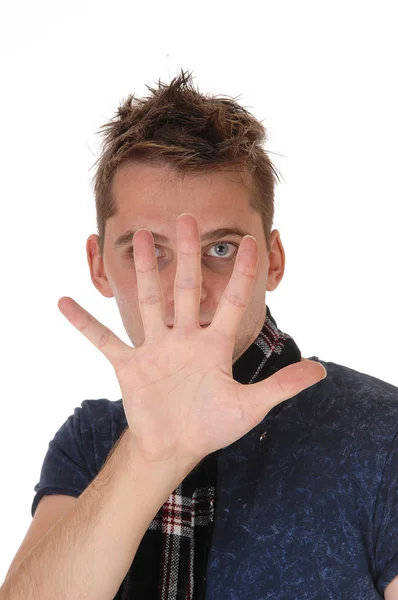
31,403,98,518
374,428,398,594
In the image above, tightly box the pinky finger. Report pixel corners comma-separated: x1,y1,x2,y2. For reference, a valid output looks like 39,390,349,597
57,297,132,369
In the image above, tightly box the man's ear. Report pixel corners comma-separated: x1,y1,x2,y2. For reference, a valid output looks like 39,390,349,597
86,234,114,298
266,230,285,292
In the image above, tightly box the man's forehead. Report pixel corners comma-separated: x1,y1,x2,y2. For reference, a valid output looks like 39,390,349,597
111,161,250,207
114,160,246,184
108,162,258,246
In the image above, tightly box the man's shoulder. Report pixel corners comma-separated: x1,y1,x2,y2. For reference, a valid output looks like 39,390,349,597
76,397,125,429
63,397,127,462
314,357,398,402
303,356,398,438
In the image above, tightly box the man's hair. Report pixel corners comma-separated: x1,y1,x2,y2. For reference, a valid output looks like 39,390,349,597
91,68,280,256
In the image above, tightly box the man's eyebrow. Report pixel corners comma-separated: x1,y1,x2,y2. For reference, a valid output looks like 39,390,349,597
114,226,251,249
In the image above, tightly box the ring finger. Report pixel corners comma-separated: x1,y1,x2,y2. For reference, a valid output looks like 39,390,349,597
133,229,167,340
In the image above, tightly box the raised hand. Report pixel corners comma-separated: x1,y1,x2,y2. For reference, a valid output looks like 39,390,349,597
58,214,326,468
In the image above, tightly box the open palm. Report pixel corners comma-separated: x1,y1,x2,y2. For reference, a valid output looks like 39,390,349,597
58,214,326,466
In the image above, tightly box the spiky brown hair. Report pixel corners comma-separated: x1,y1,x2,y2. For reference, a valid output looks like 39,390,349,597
91,68,280,256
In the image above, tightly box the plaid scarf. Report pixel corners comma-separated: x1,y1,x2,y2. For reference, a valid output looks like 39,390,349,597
114,305,302,599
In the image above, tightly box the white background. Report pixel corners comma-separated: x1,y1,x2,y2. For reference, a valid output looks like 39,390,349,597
1,0,397,584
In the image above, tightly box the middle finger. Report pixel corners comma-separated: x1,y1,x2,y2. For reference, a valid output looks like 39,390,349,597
173,213,202,330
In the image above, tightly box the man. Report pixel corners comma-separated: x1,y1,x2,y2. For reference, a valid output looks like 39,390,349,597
2,69,398,599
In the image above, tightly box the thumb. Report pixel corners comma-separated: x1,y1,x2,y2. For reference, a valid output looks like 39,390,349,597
241,359,327,431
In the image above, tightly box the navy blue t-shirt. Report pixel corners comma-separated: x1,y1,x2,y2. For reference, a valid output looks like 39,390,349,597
32,358,398,598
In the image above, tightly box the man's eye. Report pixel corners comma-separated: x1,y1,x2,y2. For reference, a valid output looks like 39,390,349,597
205,242,238,260
127,246,167,259
127,241,238,260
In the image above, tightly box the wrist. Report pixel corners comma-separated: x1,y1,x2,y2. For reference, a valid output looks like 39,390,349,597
120,427,202,495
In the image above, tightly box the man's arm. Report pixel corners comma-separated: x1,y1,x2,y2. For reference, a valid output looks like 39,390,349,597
0,427,195,600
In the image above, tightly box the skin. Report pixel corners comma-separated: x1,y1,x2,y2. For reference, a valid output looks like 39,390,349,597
86,161,290,364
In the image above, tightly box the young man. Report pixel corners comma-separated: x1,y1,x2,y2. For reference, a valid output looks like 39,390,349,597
2,70,398,600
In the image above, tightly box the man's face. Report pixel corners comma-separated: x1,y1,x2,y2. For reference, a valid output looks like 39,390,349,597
87,161,285,363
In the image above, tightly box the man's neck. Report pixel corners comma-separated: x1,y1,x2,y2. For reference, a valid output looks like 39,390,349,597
232,304,267,365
